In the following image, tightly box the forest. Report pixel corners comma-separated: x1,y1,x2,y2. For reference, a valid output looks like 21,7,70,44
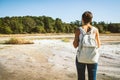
0,16,120,34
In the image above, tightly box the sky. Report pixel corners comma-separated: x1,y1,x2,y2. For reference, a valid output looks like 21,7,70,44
0,0,120,23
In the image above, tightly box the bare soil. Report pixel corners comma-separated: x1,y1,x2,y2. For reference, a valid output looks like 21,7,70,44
0,33,120,80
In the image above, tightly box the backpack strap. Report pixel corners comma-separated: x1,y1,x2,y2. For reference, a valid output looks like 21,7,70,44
79,27,86,35
77,27,85,52
78,26,94,52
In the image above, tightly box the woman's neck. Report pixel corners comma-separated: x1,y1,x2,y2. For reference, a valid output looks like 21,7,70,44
82,23,92,32
82,23,91,28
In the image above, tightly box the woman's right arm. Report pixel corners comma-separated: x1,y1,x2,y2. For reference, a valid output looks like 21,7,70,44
73,28,80,48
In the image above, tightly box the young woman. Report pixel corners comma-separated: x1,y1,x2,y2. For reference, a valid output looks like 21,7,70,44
73,11,101,80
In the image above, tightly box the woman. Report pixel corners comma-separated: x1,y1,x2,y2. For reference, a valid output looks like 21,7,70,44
73,11,101,80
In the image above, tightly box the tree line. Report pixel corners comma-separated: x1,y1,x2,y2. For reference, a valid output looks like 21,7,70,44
0,16,119,34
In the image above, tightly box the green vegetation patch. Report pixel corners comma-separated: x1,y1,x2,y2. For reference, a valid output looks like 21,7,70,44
61,38,70,42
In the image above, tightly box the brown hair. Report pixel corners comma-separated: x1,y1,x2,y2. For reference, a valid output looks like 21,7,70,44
82,11,93,24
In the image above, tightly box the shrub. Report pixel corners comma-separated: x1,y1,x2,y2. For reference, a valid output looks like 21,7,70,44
104,31,111,34
5,37,34,44
61,38,70,42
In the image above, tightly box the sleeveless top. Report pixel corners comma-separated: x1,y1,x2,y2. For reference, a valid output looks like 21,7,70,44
76,26,100,64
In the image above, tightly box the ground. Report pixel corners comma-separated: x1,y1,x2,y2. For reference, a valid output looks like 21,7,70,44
0,34,120,80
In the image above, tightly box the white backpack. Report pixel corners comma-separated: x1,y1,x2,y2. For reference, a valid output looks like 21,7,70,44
77,27,100,63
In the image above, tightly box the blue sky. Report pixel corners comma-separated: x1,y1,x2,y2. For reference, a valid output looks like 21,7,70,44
0,0,120,23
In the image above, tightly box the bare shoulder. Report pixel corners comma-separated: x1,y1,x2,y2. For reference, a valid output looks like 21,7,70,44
92,26,100,37
92,26,99,33
93,26,98,30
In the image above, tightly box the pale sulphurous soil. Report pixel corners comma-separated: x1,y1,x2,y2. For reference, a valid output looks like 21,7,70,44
0,33,120,80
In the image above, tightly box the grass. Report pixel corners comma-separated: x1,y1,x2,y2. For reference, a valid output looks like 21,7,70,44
104,31,111,34
61,38,70,42
5,37,34,44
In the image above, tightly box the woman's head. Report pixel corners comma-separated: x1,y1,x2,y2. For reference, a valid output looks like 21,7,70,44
82,11,93,25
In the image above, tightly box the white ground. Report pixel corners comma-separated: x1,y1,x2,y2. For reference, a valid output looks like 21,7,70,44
0,35,120,80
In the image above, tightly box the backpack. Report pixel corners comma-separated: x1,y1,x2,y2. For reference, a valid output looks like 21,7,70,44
77,26,100,63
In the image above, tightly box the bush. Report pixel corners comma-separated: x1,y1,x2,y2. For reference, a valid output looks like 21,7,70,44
104,31,111,34
5,37,34,44
61,38,70,42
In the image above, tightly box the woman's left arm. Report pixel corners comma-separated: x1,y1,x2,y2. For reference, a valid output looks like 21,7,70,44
95,29,101,48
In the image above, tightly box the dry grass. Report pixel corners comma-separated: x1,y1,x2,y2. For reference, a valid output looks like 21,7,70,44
5,37,34,44
61,38,70,42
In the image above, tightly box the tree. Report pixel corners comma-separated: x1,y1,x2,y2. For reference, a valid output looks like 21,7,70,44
108,23,120,33
96,24,104,33
0,16,119,34
71,20,81,27
55,18,63,33
22,16,36,33
43,16,54,33
10,17,23,34
92,21,97,26
31,25,46,33
3,26,13,34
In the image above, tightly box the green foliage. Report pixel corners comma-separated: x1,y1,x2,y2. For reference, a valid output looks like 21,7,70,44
108,23,120,33
32,26,46,33
55,18,63,33
0,16,120,34
96,24,105,33
4,27,13,34
1,26,13,34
